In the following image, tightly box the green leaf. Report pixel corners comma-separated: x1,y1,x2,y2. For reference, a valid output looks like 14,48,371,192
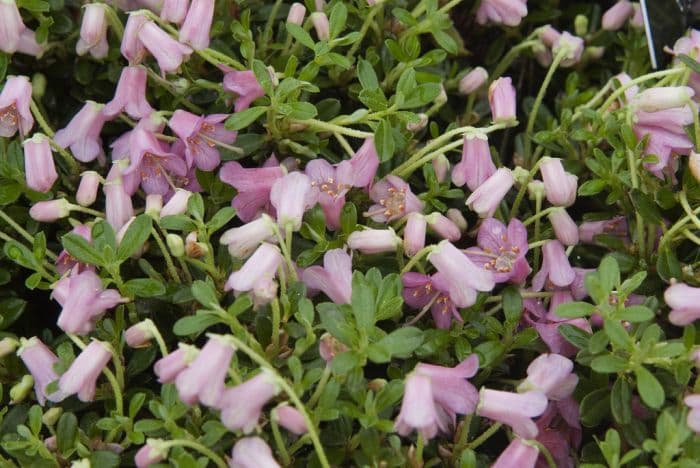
89,451,120,468
286,23,315,49
374,120,395,162
580,388,611,427
635,366,664,409
370,327,424,362
227,294,252,317
252,59,273,95
502,286,522,324
558,323,591,349
124,278,165,297
555,301,595,318
591,354,628,373
117,215,152,262
351,271,376,333
616,305,654,322
619,271,646,294
62,232,103,266
4,240,42,271
678,54,700,73
56,413,78,456
604,319,630,349
630,189,662,225
331,350,362,374
357,59,379,90
656,246,681,282
281,101,317,120
0,53,7,82
173,313,223,336
207,207,236,234
611,378,632,424
598,255,620,293
328,2,347,39
225,106,268,130
431,30,458,54
340,202,357,235
359,88,388,111
0,297,26,330
191,280,220,309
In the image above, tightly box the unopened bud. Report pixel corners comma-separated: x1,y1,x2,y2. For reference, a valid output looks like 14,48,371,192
432,154,449,183
76,171,101,207
690,152,700,182
311,12,329,40
406,113,428,132
10,375,34,403
368,378,387,392
0,337,19,357
185,232,209,257
287,3,306,25
29,199,72,222
435,84,447,105
512,166,531,186
32,73,47,99
527,180,545,201
574,14,588,36
446,208,467,232
166,234,185,257
125,319,155,348
458,67,488,95
42,407,63,426
146,194,163,219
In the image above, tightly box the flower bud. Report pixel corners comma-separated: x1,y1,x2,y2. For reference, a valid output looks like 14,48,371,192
76,3,109,59
30,199,71,222
347,228,402,254
273,405,308,435
403,213,426,257
0,0,26,54
631,86,694,112
179,0,215,50
10,374,34,403
458,67,488,95
42,407,63,426
166,234,185,257
76,171,101,207
311,12,329,40
23,133,58,193
135,440,169,468
287,2,306,25
602,0,634,31
425,213,461,241
548,207,579,246
161,189,192,217
406,113,428,132
527,180,545,200
145,194,163,219
488,77,517,122
32,73,47,99
161,0,190,25
432,153,450,183
125,319,155,348
574,14,588,36
446,208,467,232
0,337,19,357
553,31,584,67
185,231,209,257
540,157,577,207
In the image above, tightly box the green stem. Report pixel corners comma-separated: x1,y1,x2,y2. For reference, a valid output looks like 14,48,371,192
400,246,435,274
346,5,382,59
0,209,57,260
270,417,292,465
69,204,104,217
484,291,553,303
394,139,463,179
183,257,222,280
145,319,169,357
595,68,685,118
298,118,373,138
415,433,424,464
160,439,227,468
490,40,540,82
509,158,544,219
626,147,645,258
466,422,502,450
533,193,543,270
270,299,281,356
29,99,79,174
522,205,559,226
261,0,284,56
225,336,331,468
527,239,551,249
198,48,246,71
151,227,181,282
308,365,331,408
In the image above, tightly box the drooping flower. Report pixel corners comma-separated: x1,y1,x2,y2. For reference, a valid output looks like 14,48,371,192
272,405,308,435
347,228,401,254
122,128,188,195
161,0,190,24
153,344,199,384
125,320,155,348
492,438,540,468
415,354,480,418
464,218,530,284
602,1,634,31
532,240,575,291
52,270,128,335
269,172,318,231
29,199,71,222
665,283,700,326
631,86,694,113
103,66,154,120
0,0,25,54
169,110,237,170
488,77,517,121
366,175,423,223
76,4,109,59
224,242,283,293
58,340,112,402
476,0,528,27
56,224,95,275
553,31,584,67
76,171,101,207
403,212,427,257
220,214,277,259
54,101,106,163
305,159,353,230
302,248,352,304
394,372,448,440
451,132,496,190
549,207,579,246
476,388,549,439
104,169,135,232
0,75,34,137
23,133,58,193
578,216,628,244
458,67,488,95
287,3,307,25
135,441,168,468
17,337,63,405
16,28,46,58
160,189,192,217
175,334,236,407
219,161,284,222
138,21,192,74
539,157,577,207
229,437,281,468
428,240,495,307
517,353,578,400
466,167,514,217
222,69,265,112
179,0,215,50
121,13,148,64
218,369,280,432
348,138,379,189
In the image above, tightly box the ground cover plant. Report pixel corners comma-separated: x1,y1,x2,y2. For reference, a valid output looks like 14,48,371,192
1,0,700,466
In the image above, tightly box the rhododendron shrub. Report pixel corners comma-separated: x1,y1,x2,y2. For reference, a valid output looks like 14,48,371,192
1,0,700,466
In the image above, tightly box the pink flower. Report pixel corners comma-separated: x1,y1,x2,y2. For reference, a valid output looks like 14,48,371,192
535,399,582,468
0,0,26,54
394,373,448,440
222,69,265,112
415,354,480,417
523,296,592,358
125,320,154,348
56,224,95,275
492,438,539,468
52,270,128,335
553,32,584,68
169,110,237,170
366,175,423,222
179,0,214,50
631,86,693,113
160,188,192,217
403,212,427,257
540,157,577,207
154,344,198,383
602,1,634,31
23,133,57,193
219,370,280,432
466,168,514,217
458,67,488,95
273,405,307,436
549,208,579,246
135,442,167,468
138,21,192,74
287,3,307,25
302,248,352,304
225,242,283,293
229,437,281,468
123,128,188,195
175,334,236,406
532,240,575,291
347,228,401,254
476,388,548,438
488,77,517,122
402,272,462,329
58,340,112,402
517,354,578,400
16,28,46,58
29,199,71,222
104,172,135,232
161,0,190,24
220,214,276,258
348,138,379,189
428,240,495,307
76,4,109,59
103,66,154,120
0,75,33,137
17,337,63,405
270,172,318,231
318,333,348,364
305,159,353,230
121,13,148,64
685,394,700,433
311,12,330,40
579,216,628,243
665,283,700,326
451,132,496,191
464,218,530,284
219,161,284,222
76,171,101,207
476,0,528,26
54,101,106,163
634,105,695,178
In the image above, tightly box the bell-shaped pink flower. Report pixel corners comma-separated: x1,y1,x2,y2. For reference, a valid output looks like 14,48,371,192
488,77,517,122
121,13,148,64
104,172,135,232
0,75,34,137
220,214,276,258
138,21,192,74
161,0,190,24
220,161,284,222
402,272,462,329
415,354,480,418
579,216,627,243
476,0,528,26
17,337,64,405
16,28,46,58
169,110,236,170
347,228,401,254
466,168,514,218
366,175,423,222
229,437,281,468
311,12,330,40
29,199,71,222
602,0,634,31
76,171,101,207
222,69,265,112
219,370,280,432
302,248,352,304
175,334,236,407
273,405,307,435
123,128,188,195
160,188,192,217
428,240,495,307
23,133,57,193
56,224,95,275
270,172,318,231
553,31,584,67
287,2,306,25
52,270,128,335
492,438,539,468
349,138,379,189
225,242,283,293
685,394,700,433
425,213,461,241
403,212,426,257
464,217,530,284
0,0,26,54
631,86,694,113
452,132,496,190
540,157,577,207
549,207,579,246
154,344,199,383
535,399,582,467
458,67,488,95
665,283,700,326
76,4,109,59
135,442,167,468
58,340,112,402
517,353,578,400
532,240,575,291
103,66,153,120
319,333,348,364
54,101,106,163
179,0,214,50
305,159,353,230
395,372,448,440
476,388,548,439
